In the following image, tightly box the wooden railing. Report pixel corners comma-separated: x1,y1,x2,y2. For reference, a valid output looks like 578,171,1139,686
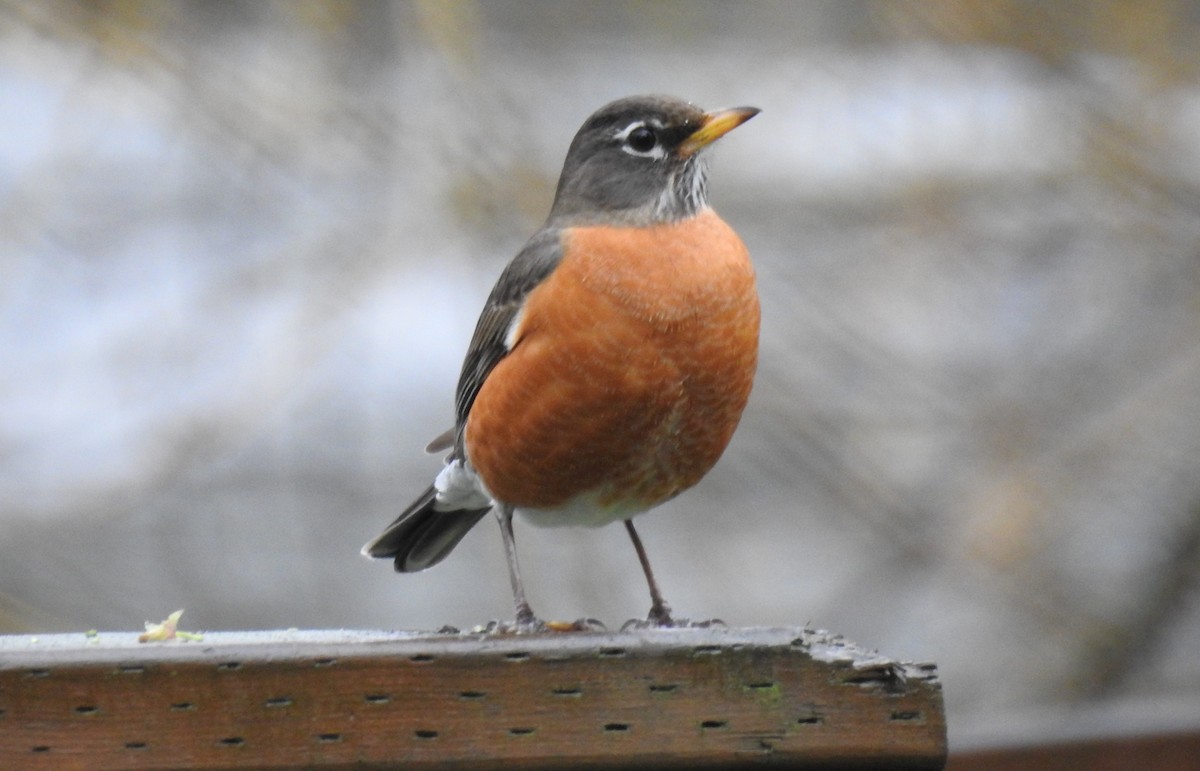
0,625,945,769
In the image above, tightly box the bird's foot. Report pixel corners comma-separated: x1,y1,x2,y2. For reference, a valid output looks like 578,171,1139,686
477,618,545,634
620,599,676,630
620,608,726,631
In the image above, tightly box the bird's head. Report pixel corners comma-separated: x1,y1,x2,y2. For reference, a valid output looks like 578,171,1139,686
549,95,759,226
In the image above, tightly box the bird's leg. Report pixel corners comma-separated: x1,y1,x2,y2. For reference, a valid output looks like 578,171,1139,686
624,519,674,626
495,504,537,628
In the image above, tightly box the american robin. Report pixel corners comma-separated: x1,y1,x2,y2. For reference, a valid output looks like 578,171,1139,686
363,94,759,628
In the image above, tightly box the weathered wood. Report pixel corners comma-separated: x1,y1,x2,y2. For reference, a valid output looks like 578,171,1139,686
0,626,945,769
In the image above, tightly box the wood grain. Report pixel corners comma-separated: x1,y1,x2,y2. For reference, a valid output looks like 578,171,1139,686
0,626,945,769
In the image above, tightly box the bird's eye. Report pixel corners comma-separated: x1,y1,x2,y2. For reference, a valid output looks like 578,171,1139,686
626,126,658,153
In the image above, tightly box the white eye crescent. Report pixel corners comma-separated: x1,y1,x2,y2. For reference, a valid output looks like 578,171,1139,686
615,121,667,159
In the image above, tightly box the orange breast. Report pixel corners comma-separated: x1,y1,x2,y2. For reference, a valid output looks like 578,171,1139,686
464,208,759,516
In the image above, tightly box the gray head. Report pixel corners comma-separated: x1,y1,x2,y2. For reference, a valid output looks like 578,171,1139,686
548,95,759,226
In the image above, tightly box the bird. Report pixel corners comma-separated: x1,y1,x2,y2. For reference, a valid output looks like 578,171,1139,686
363,94,760,629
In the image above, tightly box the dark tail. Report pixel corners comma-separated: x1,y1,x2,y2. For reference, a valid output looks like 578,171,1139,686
361,484,491,572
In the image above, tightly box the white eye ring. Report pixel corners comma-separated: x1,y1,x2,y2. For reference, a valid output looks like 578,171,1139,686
615,121,667,159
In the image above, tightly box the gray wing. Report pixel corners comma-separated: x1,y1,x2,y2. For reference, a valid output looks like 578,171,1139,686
364,228,566,572
451,227,565,455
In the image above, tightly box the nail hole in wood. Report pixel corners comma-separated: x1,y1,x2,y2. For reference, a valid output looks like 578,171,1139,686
316,733,342,743
891,710,923,722
796,714,824,725
508,727,536,736
170,702,195,712
842,667,905,693
74,705,99,715
118,664,145,675
649,683,679,693
552,686,582,697
31,745,50,753
414,729,438,739
598,647,626,658
264,697,293,708
409,654,435,663
124,741,147,750
604,722,630,732
216,662,242,672
747,681,775,690
504,651,530,662
701,719,728,729
313,657,337,667
459,691,486,700
364,694,391,704
218,737,244,747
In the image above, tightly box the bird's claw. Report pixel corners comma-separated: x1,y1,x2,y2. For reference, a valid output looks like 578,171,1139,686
620,615,726,631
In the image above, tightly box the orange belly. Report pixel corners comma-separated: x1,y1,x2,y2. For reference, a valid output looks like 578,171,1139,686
464,208,759,517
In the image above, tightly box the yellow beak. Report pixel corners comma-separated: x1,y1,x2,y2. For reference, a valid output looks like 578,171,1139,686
679,106,760,157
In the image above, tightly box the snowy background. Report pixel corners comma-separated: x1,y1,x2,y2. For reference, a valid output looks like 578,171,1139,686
3,0,1200,752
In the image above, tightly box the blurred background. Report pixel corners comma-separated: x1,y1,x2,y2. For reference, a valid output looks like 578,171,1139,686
2,0,1199,761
